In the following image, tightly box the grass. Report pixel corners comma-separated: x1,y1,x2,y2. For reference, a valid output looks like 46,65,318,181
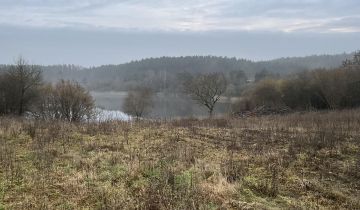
0,109,360,209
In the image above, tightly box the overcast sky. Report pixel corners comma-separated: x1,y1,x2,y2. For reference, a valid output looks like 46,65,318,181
0,0,359,66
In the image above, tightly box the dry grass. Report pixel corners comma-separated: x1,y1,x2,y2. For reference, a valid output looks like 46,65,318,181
1,109,360,209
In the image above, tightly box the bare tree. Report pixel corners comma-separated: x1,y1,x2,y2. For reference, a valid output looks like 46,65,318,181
0,73,7,114
343,51,360,68
3,57,42,115
122,87,154,120
53,80,95,122
31,84,58,120
183,72,227,117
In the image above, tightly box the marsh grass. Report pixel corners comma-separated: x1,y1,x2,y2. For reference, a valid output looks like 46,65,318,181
0,109,360,209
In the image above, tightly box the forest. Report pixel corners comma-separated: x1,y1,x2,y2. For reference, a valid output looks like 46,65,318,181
40,53,352,93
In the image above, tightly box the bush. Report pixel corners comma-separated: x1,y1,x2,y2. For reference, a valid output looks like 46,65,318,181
237,52,360,112
122,86,154,120
246,79,283,108
33,80,95,122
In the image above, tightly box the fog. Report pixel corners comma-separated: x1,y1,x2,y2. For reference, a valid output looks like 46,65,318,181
0,26,359,66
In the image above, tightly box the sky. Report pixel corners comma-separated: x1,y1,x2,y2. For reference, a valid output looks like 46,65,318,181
0,0,359,66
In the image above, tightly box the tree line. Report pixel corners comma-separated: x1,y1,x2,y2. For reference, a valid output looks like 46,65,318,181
123,52,360,119
1,53,359,120
124,52,360,118
120,72,228,119
236,52,360,112
0,57,94,122
41,54,350,93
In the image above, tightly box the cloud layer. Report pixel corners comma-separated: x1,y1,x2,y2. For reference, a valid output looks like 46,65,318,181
0,0,359,32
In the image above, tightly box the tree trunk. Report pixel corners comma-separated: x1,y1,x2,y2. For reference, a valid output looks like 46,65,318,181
208,107,214,118
19,88,25,115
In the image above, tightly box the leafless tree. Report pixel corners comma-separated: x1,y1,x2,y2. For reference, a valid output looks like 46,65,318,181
343,51,360,68
183,72,227,117
1,57,42,115
122,87,154,120
31,84,58,120
53,80,95,122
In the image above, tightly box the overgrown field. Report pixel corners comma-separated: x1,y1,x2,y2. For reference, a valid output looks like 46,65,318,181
1,110,360,209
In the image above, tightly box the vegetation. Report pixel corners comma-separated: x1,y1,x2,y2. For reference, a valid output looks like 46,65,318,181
40,54,352,93
0,57,42,116
0,109,359,209
32,53,356,118
182,72,227,117
0,58,95,122
49,80,94,122
122,87,154,120
0,53,359,209
238,52,360,111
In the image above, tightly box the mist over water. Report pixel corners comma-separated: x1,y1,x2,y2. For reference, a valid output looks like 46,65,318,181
91,91,231,119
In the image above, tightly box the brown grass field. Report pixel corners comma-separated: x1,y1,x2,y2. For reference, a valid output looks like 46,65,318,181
1,110,360,209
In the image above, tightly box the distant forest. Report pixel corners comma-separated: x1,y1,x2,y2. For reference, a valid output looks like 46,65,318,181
0,52,357,118
38,53,352,93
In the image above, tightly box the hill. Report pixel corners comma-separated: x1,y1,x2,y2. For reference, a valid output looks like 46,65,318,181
41,53,352,92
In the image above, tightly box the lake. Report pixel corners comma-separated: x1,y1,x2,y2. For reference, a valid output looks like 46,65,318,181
91,91,234,119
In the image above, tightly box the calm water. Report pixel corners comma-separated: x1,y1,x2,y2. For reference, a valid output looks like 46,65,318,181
91,91,233,119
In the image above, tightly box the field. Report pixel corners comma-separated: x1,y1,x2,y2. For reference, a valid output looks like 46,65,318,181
1,110,360,209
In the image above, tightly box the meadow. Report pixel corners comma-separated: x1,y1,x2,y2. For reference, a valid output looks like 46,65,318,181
0,109,359,209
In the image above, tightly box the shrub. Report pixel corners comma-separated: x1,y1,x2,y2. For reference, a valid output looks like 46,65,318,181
33,80,94,122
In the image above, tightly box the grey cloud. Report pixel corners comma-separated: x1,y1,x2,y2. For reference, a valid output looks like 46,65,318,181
1,0,359,32
0,26,359,66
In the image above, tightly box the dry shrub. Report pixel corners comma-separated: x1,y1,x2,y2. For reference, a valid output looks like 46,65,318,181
221,157,249,183
0,118,22,138
23,121,37,139
127,163,208,210
82,120,126,136
0,139,23,183
0,109,360,209
241,152,284,198
172,118,231,128
31,130,58,171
